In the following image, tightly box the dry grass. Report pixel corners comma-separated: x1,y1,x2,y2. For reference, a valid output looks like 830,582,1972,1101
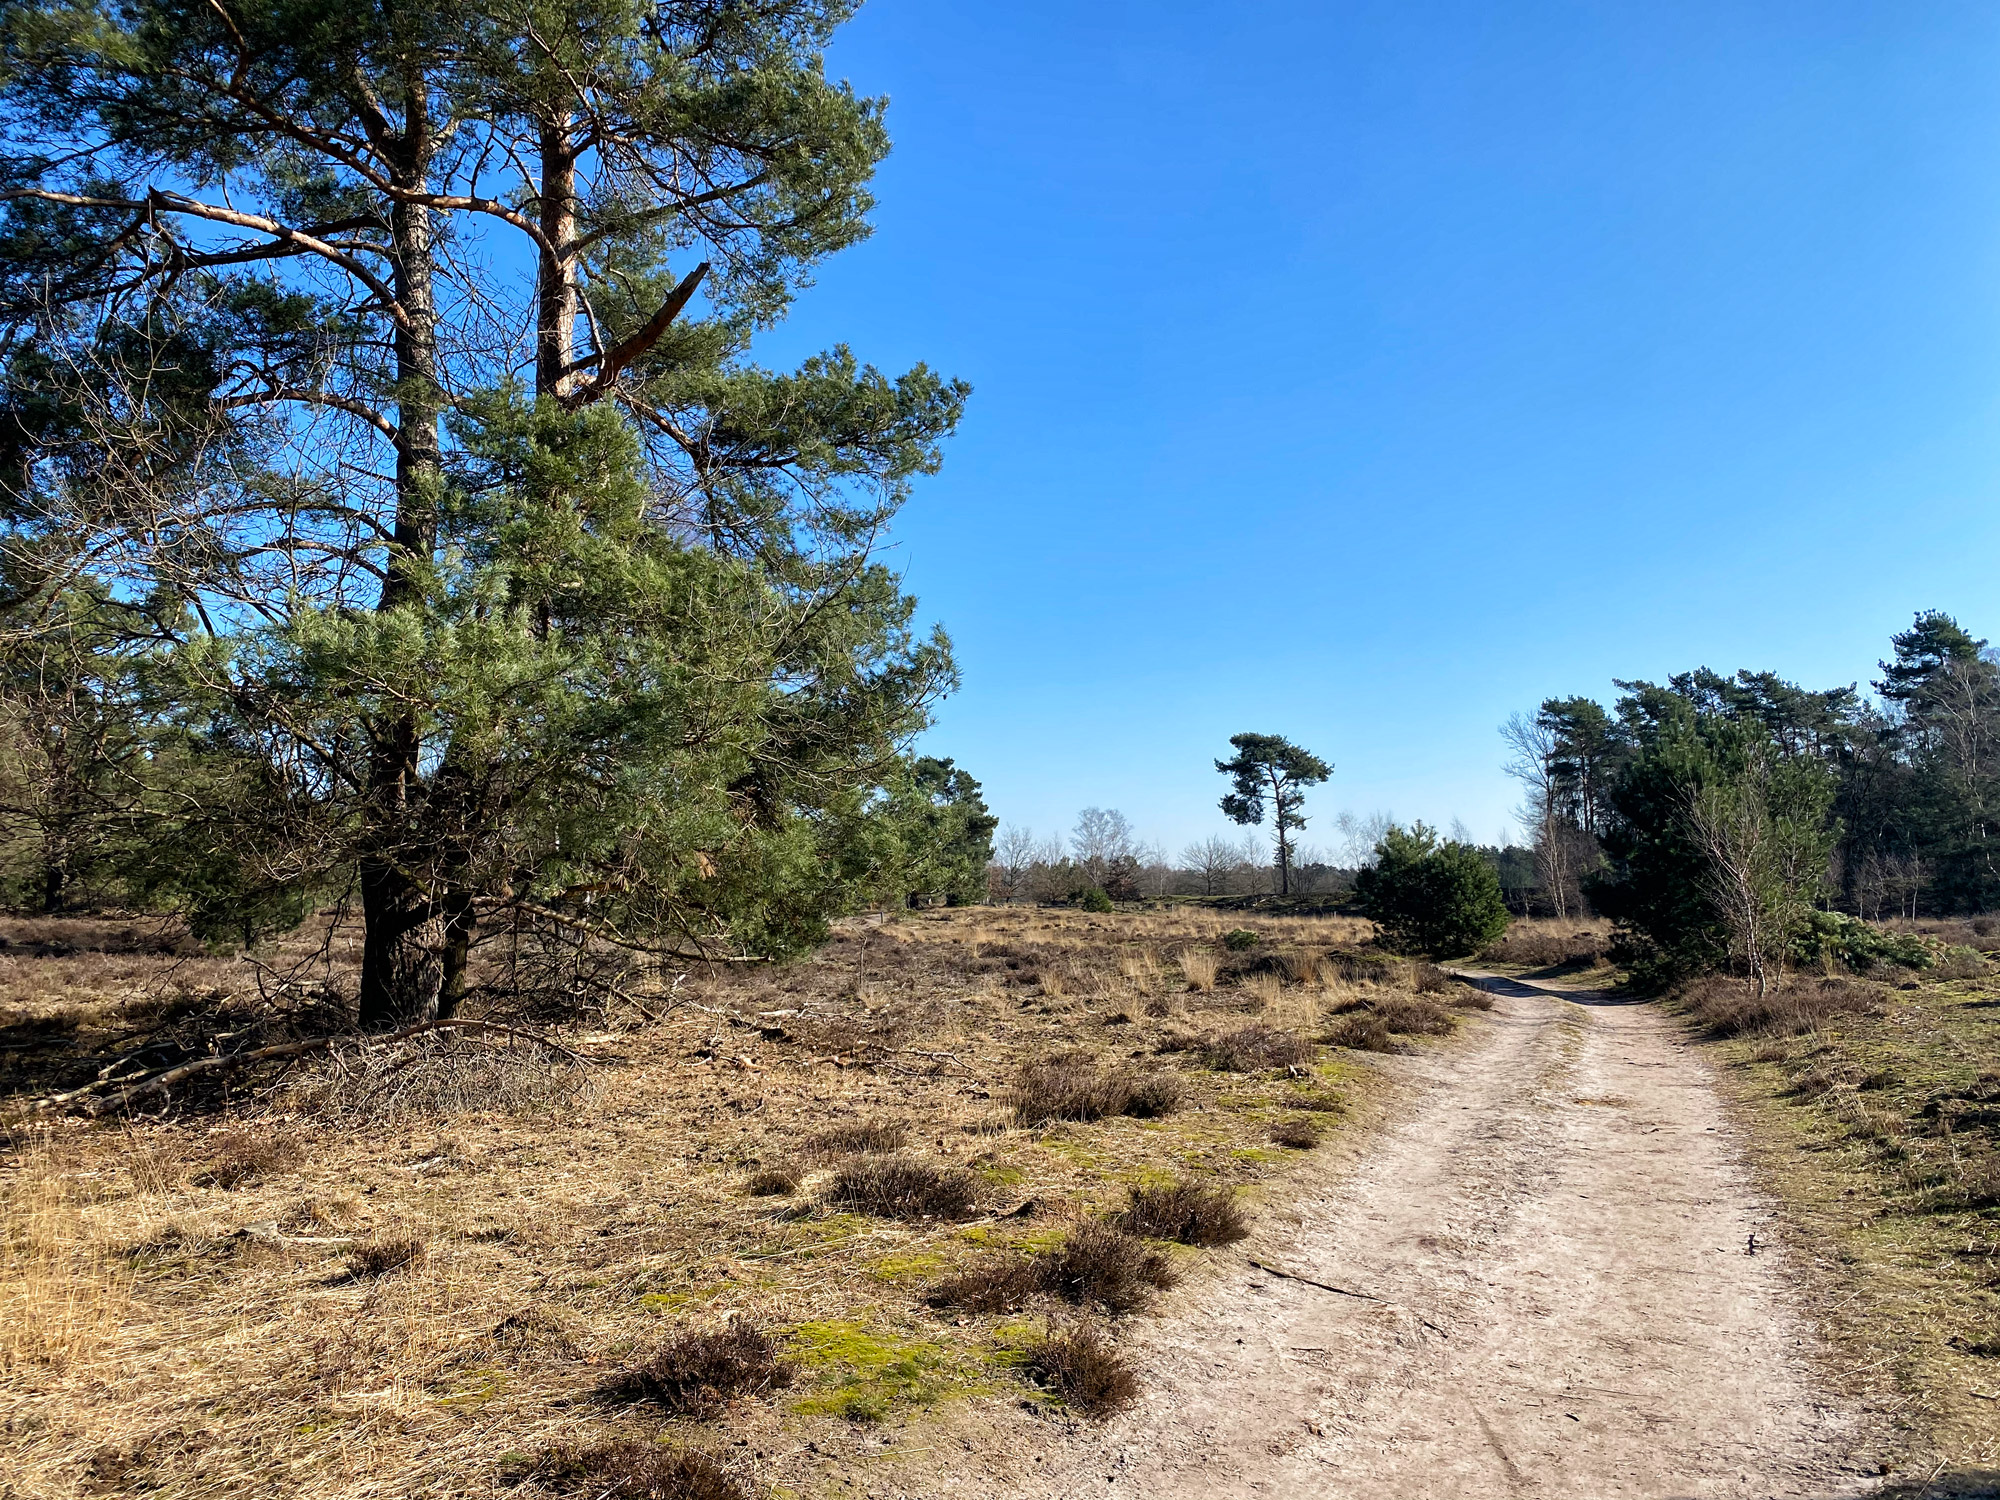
1706,957,2000,1475
1477,918,1613,973
1682,974,1881,1038
0,904,1417,1498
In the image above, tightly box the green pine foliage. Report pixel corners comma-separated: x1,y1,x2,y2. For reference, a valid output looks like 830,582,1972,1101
0,0,980,1013
1354,823,1511,958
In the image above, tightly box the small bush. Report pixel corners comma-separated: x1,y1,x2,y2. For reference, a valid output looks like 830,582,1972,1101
743,1164,801,1196
807,1120,907,1157
1353,824,1510,957
1451,989,1495,1011
1037,1221,1175,1312
1118,1180,1248,1247
518,1440,748,1500
1319,1013,1399,1052
1409,962,1455,994
1270,1116,1322,1149
927,1257,1043,1313
1026,1322,1137,1416
603,1317,794,1418
1222,929,1259,952
1203,1023,1312,1072
1079,886,1114,913
824,1155,978,1221
347,1235,427,1279
1121,1070,1183,1119
1012,1050,1128,1124
1368,994,1457,1036
190,1130,301,1189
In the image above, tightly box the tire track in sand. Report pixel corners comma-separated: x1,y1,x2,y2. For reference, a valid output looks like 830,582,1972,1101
989,977,1885,1500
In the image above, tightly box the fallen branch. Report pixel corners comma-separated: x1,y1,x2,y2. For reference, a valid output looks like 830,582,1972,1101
35,1018,601,1116
1247,1255,1448,1337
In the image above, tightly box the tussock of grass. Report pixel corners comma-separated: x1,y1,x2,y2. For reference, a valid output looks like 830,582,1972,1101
743,1163,802,1196
601,1317,794,1418
1025,1321,1136,1416
823,1155,978,1221
1118,1180,1248,1247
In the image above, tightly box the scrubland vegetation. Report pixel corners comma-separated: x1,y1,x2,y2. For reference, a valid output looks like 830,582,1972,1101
1669,928,2000,1475
0,904,1493,1497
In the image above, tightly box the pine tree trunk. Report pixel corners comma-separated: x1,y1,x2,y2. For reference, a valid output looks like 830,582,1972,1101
357,95,447,1030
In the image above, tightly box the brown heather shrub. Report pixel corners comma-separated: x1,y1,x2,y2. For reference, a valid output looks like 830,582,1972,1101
1270,1116,1323,1149
806,1119,907,1156
1118,1180,1248,1247
1451,988,1496,1011
1122,1070,1184,1119
1682,974,1879,1038
1477,926,1609,970
1287,1085,1345,1112
1036,1221,1176,1313
515,1440,748,1500
189,1130,302,1189
926,1256,1043,1313
743,1164,801,1196
1319,1013,1398,1053
1011,1052,1183,1125
602,1317,794,1418
1409,962,1456,995
1026,1322,1137,1417
346,1235,426,1279
1368,994,1457,1036
824,1155,978,1220
1012,1051,1130,1124
1203,1023,1312,1072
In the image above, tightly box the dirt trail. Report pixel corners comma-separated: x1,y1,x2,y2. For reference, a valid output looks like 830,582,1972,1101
975,978,1886,1500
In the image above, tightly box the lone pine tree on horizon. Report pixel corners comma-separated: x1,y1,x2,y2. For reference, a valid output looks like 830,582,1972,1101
1216,733,1331,896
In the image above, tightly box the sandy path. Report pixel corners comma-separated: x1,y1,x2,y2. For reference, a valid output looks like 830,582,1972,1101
982,978,1883,1500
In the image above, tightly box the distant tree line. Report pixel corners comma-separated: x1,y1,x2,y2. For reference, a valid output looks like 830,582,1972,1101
1506,609,2000,986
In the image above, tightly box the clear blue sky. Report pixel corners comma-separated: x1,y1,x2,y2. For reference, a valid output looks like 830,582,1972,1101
765,0,2000,856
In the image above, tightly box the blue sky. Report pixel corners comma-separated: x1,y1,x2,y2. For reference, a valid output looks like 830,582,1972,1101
765,0,2000,857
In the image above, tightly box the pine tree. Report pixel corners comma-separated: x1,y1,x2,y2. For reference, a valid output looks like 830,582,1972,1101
0,0,967,1023
1215,733,1330,896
